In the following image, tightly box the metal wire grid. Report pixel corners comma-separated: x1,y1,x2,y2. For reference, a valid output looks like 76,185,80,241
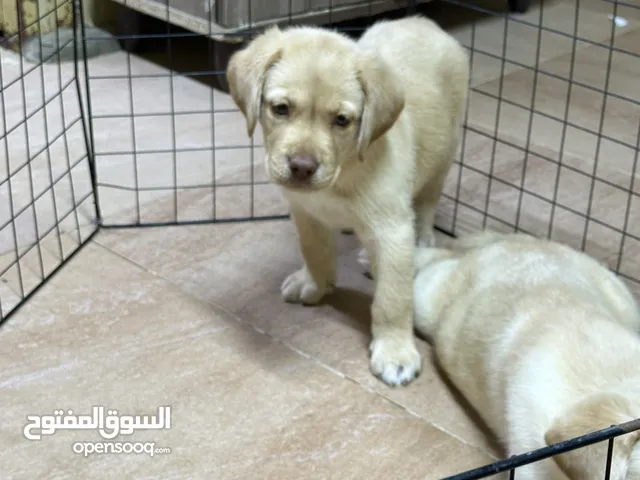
82,0,640,296
84,0,430,230
441,0,640,296
0,0,98,323
445,418,640,479
84,0,300,229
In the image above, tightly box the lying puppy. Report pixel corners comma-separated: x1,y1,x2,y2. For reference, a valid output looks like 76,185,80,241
226,16,469,386
413,231,640,479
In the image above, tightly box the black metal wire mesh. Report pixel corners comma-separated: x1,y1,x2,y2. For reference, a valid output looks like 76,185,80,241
0,0,97,323
439,0,640,300
446,418,640,479
80,0,640,297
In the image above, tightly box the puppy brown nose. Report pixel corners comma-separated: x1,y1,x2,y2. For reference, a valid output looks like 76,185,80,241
288,155,318,182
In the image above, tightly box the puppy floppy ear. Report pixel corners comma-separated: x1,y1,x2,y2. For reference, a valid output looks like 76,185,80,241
544,394,640,480
226,26,284,137
356,50,405,155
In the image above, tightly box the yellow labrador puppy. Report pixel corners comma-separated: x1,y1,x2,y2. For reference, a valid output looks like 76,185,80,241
413,231,640,479
226,16,469,386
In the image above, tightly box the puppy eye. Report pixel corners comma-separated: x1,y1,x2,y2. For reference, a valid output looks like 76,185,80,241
334,114,350,127
272,103,289,116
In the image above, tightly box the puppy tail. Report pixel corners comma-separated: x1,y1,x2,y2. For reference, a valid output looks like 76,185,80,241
544,394,640,480
450,229,538,252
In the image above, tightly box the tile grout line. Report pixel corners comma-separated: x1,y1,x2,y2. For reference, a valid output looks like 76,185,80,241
468,22,639,92
91,235,497,459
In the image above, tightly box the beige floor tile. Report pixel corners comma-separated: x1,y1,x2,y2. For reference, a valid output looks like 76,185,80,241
0,50,98,258
443,0,640,87
464,25,640,199
97,221,501,456
0,280,20,319
442,162,640,298
0,44,262,242
95,164,287,226
446,19,640,297
0,240,495,479
0,226,96,318
468,47,640,158
84,46,265,227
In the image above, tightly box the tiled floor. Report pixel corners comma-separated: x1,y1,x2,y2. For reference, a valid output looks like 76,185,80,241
1,228,498,479
1,0,639,478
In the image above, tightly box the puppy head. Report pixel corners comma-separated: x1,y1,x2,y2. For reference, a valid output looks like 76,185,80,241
545,394,640,480
226,26,404,192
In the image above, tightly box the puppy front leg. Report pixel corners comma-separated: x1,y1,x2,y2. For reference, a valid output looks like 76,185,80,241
369,220,422,387
281,207,336,305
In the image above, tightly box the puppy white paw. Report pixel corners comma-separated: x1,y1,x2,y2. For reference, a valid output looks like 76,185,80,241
281,268,333,305
369,336,422,387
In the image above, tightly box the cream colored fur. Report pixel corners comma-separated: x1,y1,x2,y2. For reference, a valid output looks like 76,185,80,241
413,231,640,479
227,16,469,386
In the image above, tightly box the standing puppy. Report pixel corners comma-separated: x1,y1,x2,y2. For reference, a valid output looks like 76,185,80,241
226,16,469,387
413,231,640,479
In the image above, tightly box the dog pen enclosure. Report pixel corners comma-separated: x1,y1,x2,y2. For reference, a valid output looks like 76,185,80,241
0,0,639,477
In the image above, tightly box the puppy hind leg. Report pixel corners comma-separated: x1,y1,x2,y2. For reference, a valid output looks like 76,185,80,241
355,230,377,280
357,247,377,280
413,169,449,248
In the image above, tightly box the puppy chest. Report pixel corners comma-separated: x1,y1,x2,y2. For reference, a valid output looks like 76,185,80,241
291,193,357,229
